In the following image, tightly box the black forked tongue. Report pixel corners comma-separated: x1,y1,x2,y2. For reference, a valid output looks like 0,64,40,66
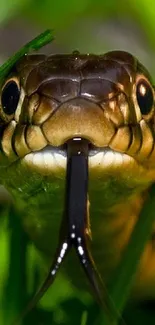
14,139,115,325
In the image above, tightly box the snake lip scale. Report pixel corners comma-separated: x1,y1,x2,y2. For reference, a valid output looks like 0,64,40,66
30,142,123,157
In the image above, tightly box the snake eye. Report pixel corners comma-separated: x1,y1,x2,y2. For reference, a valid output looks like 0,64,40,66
136,79,154,115
1,80,20,115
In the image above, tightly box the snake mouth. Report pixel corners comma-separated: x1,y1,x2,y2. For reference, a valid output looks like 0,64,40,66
32,143,135,168
23,139,133,167
22,137,155,188
23,133,133,158
22,137,138,180
38,142,111,157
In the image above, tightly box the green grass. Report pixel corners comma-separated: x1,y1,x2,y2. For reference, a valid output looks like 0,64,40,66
0,30,54,84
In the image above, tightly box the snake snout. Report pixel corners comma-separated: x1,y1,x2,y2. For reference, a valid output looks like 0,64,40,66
42,98,115,147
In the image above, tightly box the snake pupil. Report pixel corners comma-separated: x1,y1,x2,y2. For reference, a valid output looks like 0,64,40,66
136,79,154,115
1,80,20,115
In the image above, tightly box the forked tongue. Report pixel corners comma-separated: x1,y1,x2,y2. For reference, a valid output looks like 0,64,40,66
14,138,116,325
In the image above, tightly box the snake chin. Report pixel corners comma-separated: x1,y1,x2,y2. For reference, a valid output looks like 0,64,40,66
21,144,155,190
22,145,135,171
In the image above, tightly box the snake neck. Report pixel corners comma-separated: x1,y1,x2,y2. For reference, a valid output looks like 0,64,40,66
90,190,146,276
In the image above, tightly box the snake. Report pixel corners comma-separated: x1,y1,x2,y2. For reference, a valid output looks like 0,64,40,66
1,49,155,315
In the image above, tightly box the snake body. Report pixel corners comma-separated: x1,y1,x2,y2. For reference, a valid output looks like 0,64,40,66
1,50,155,301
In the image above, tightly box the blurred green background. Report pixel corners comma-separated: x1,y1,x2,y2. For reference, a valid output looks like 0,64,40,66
1,0,155,324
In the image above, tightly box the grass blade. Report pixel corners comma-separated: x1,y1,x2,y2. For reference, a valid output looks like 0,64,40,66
2,210,28,325
0,29,54,82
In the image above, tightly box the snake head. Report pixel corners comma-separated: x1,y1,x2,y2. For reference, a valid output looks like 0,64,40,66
0,51,154,185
